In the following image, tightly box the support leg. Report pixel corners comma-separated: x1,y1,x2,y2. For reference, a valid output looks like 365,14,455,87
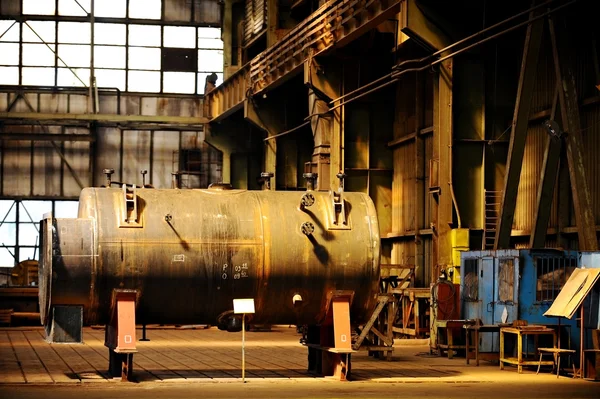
500,331,505,370
518,333,523,374
105,289,138,382
108,349,134,381
140,324,150,341
475,329,480,366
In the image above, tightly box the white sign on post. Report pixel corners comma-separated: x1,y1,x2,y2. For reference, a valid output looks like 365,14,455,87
233,298,255,383
233,298,256,314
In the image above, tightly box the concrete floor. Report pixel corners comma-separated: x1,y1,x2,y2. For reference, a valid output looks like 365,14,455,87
0,326,598,398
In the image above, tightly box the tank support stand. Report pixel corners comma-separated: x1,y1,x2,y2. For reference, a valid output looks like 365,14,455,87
105,289,138,381
304,290,355,381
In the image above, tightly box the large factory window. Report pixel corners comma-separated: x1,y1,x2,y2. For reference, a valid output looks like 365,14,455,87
3,1,224,94
0,199,77,269
535,256,577,302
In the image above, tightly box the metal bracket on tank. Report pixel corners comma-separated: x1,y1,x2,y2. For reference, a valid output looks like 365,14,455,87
329,190,346,225
328,172,348,229
119,184,143,228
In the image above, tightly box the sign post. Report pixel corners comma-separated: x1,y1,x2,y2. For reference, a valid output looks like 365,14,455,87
233,298,255,383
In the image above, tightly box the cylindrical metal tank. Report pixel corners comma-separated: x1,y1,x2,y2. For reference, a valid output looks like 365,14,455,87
39,187,380,327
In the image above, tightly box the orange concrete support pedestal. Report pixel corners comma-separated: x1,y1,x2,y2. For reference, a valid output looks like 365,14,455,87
104,289,138,381
305,291,355,381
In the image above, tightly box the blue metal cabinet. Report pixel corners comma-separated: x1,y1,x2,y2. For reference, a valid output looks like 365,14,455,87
460,250,520,352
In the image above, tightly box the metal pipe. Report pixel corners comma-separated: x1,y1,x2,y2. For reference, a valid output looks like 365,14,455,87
90,0,95,113
263,120,310,141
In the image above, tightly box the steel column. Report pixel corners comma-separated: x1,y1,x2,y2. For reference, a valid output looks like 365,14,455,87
530,85,561,248
549,15,598,250
244,99,286,187
432,59,454,271
414,72,425,285
495,6,544,249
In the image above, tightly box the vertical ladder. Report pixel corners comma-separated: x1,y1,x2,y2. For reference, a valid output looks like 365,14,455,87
483,190,503,250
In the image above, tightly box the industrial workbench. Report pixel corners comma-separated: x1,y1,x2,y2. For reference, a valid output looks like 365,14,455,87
499,326,557,373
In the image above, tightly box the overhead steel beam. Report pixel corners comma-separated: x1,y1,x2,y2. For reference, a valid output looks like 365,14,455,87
0,112,208,125
494,5,544,250
0,133,94,142
549,15,598,250
530,85,561,248
400,0,452,51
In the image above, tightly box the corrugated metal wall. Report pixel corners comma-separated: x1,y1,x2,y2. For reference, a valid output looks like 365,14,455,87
514,19,599,236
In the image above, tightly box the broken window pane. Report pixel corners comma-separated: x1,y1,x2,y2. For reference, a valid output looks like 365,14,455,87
23,21,56,43
23,44,56,66
129,47,161,70
129,0,161,19
57,67,89,87
58,44,90,68
95,0,126,18
0,21,20,42
95,69,125,90
94,46,125,68
198,27,222,49
498,258,515,302
163,72,195,94
0,43,19,65
23,0,56,15
129,25,161,47
128,70,160,92
198,49,223,72
462,259,478,301
162,47,197,72
94,23,126,45
22,67,55,85
58,22,91,44
164,26,195,48
197,72,223,95
0,67,19,85
58,0,90,16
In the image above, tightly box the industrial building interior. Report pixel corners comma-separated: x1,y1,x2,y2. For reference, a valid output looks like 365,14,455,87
0,0,600,398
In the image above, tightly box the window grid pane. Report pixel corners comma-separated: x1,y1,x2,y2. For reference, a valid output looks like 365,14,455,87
3,19,224,94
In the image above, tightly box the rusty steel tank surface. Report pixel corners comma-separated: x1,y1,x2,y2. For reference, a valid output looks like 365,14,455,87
38,187,380,327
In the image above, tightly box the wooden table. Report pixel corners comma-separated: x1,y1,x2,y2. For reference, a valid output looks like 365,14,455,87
464,324,500,366
435,319,475,359
500,326,557,373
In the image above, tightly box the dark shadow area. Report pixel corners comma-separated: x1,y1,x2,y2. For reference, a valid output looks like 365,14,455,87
307,234,330,265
